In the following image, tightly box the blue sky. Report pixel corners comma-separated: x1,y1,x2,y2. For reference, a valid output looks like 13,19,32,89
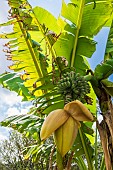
0,0,111,140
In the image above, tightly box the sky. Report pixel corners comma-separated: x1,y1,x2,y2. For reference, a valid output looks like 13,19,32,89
0,0,111,140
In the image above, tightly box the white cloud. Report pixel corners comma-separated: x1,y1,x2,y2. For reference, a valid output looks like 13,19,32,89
0,134,8,141
6,107,30,117
0,88,32,141
0,90,22,107
0,87,32,140
0,87,32,124
20,107,31,114
6,107,20,117
0,87,32,119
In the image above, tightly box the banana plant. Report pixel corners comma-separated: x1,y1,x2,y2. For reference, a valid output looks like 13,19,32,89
1,0,113,169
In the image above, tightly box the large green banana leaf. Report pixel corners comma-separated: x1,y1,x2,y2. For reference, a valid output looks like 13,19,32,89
53,0,112,74
0,72,34,101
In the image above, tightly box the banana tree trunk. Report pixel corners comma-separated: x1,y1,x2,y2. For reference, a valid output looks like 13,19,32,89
95,85,113,170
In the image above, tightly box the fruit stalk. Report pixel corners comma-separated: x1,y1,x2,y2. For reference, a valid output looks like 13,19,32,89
56,150,64,170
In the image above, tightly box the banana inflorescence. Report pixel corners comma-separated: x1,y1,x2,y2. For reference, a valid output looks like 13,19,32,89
40,100,94,157
57,71,90,103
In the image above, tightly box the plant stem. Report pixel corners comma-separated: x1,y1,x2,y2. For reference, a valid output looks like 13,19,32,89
79,128,94,170
56,150,64,170
84,75,93,81
16,12,43,78
95,115,98,170
71,0,85,67
32,11,62,76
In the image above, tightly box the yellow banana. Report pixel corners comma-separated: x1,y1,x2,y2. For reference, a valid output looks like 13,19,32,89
64,100,94,122
54,116,79,157
40,109,69,140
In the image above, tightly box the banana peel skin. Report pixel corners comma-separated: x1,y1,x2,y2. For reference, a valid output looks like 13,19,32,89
40,100,94,157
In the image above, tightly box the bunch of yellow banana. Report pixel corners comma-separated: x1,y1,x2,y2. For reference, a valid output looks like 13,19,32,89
40,100,94,157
